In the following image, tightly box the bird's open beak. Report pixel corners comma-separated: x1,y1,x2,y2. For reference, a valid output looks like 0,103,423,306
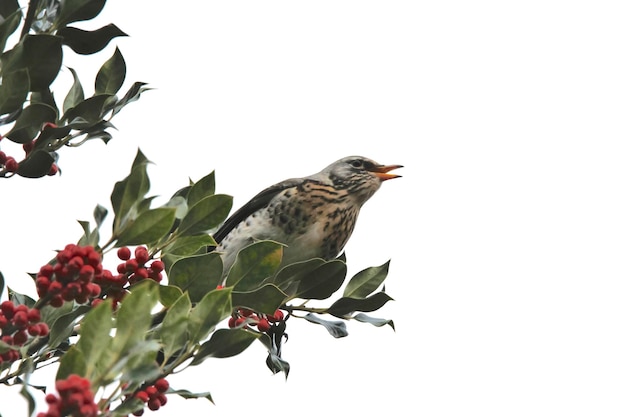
372,164,403,181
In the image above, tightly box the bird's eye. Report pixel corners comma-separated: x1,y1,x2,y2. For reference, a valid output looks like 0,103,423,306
350,160,363,168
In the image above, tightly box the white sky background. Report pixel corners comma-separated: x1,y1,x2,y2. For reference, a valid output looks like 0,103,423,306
2,1,626,416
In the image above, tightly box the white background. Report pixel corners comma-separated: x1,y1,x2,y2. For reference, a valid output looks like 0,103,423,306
2,1,626,416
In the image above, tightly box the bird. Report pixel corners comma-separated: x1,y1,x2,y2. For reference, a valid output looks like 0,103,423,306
212,156,402,277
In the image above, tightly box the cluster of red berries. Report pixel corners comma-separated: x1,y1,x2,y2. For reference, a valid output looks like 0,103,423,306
0,301,49,364
90,246,164,310
36,244,103,307
0,150,18,173
132,378,169,415
228,308,285,333
38,374,98,417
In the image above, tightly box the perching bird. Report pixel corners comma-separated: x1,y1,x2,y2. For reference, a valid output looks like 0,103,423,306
212,156,402,277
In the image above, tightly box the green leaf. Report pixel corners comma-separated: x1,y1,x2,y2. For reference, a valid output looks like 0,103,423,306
304,313,348,338
328,292,394,317
191,329,259,365
188,288,232,344
266,350,290,377
57,346,87,380
95,47,126,95
62,93,113,126
187,171,216,207
63,68,85,113
19,384,36,417
76,300,112,379
343,260,390,299
58,24,127,55
275,258,347,300
0,8,21,53
94,204,107,227
57,0,106,26
159,293,191,359
111,149,151,233
116,207,176,246
46,305,90,349
164,235,216,256
225,241,283,290
120,340,161,383
8,287,35,307
353,313,395,330
2,35,63,91
0,69,28,115
178,194,232,236
170,389,213,404
5,103,57,143
232,284,287,315
159,285,183,308
111,281,158,354
0,271,4,297
111,81,150,117
168,253,223,303
16,149,56,178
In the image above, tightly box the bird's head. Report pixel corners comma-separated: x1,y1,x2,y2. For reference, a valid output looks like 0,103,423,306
323,156,402,205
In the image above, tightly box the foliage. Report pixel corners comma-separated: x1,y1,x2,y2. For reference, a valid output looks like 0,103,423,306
0,1,396,416
0,0,148,179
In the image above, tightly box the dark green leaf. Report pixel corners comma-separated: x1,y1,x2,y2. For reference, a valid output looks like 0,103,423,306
8,288,35,307
275,258,347,300
111,281,158,354
62,94,113,125
0,8,21,53
159,293,191,359
0,69,28,115
111,81,150,117
168,253,223,303
171,389,214,404
77,220,99,247
164,235,216,256
266,351,290,377
30,88,58,110
353,313,395,330
188,171,216,207
63,68,84,113
343,260,390,299
232,284,287,315
225,241,283,290
6,103,57,143
191,329,259,365
93,204,107,227
116,207,176,246
46,305,90,349
111,149,151,233
76,300,112,379
57,346,87,380
57,0,106,26
304,313,348,338
328,292,394,317
95,47,126,95
19,384,36,417
2,35,63,91
188,288,232,344
178,194,232,236
0,271,4,298
16,149,55,178
120,341,160,383
58,24,127,55
159,285,183,308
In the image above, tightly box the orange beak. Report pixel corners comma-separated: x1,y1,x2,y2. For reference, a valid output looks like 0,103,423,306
372,164,403,181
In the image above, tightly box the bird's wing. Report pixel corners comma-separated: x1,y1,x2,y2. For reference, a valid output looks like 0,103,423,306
211,178,302,244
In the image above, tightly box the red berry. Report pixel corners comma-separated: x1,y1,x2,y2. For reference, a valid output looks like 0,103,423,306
150,260,164,272
234,317,246,327
12,311,28,328
45,393,59,404
13,330,28,345
50,296,64,308
1,301,15,318
145,385,158,398
268,309,284,322
0,151,6,163
38,323,49,337
28,324,41,336
22,141,35,154
156,393,167,406
257,318,271,332
4,157,18,172
216,284,224,290
132,409,145,416
154,378,169,393
228,316,237,328
239,308,253,317
117,247,131,261
27,308,41,323
79,265,95,282
135,391,149,402
147,399,160,411
135,247,149,264
0,315,7,328
134,268,149,280
42,122,57,130
125,259,138,273
48,281,63,294
39,264,54,278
